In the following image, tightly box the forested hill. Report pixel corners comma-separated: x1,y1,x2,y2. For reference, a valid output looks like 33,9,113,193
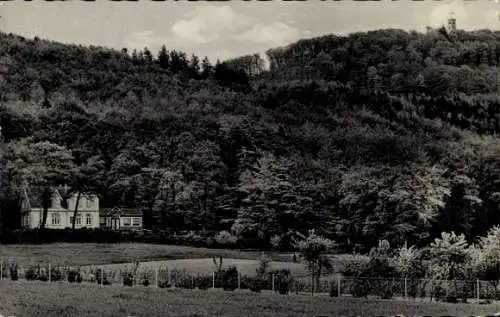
2,28,500,252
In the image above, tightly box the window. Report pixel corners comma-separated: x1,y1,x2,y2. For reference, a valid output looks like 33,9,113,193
123,217,131,226
132,217,141,226
69,215,82,225
51,213,60,225
86,199,92,209
86,213,92,225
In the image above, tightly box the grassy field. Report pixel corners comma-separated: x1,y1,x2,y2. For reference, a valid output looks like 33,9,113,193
0,243,294,267
82,258,309,277
0,280,499,317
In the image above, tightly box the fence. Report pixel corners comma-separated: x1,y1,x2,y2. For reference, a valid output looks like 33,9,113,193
0,260,498,301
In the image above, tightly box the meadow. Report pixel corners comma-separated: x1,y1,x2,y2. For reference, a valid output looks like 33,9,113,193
0,243,294,267
0,280,499,317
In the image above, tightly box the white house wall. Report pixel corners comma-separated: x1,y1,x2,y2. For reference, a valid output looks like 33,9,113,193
119,216,143,229
23,209,100,229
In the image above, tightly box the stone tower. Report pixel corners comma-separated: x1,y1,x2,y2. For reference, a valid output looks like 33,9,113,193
446,12,457,36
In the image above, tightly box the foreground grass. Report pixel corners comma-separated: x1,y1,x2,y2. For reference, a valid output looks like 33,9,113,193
0,243,293,266
0,280,499,317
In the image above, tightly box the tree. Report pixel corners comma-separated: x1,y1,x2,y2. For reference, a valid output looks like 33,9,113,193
143,47,153,63
428,231,471,281
475,226,500,290
294,229,335,295
189,54,200,78
68,155,105,229
10,139,75,229
201,56,213,78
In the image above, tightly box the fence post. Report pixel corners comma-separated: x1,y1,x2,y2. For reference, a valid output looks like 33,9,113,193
48,263,51,283
155,268,158,289
238,272,241,290
404,277,408,299
477,279,480,301
212,272,215,289
337,274,341,297
0,260,3,281
272,274,275,292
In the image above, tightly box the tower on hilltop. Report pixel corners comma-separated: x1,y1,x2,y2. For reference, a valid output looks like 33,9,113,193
445,12,457,35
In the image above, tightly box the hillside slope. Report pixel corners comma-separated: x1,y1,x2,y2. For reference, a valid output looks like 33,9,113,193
1,30,500,251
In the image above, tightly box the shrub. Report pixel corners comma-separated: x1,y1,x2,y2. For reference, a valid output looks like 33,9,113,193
351,278,370,298
141,273,150,287
222,266,239,291
374,279,394,299
50,267,63,282
214,231,238,245
329,281,340,297
95,268,110,285
176,276,195,289
24,266,38,281
122,272,134,286
270,269,293,295
338,254,370,277
158,280,171,288
195,275,211,290
247,277,266,293
67,270,81,283
9,263,18,281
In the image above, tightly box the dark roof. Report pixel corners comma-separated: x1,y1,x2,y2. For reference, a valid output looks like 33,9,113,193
100,207,143,217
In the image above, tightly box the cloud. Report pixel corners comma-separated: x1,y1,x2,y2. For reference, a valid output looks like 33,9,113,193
125,30,161,49
123,5,308,63
235,22,302,47
171,5,253,45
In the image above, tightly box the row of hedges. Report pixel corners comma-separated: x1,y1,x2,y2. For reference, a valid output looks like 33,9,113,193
0,263,296,295
2,262,499,301
0,228,273,250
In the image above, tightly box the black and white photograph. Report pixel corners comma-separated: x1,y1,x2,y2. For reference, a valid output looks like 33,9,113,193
2,0,500,316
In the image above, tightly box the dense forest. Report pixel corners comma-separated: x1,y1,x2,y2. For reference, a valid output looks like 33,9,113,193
2,27,500,251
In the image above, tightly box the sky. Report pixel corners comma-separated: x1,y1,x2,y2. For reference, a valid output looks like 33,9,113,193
1,0,500,63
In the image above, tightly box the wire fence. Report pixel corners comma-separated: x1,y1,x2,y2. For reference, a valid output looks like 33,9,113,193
0,261,499,301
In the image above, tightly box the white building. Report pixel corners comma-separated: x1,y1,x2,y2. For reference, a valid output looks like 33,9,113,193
99,207,143,231
21,189,100,229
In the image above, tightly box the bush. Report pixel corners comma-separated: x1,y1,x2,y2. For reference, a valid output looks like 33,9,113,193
329,281,340,297
50,267,63,282
270,269,293,295
222,266,239,291
67,270,81,283
351,278,370,298
24,266,38,281
214,231,238,245
374,279,394,299
158,280,171,288
9,264,18,281
195,275,211,290
95,268,110,285
141,273,150,287
176,276,195,289
122,272,134,286
248,278,266,293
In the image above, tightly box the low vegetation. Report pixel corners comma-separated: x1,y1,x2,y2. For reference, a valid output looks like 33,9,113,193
0,280,500,317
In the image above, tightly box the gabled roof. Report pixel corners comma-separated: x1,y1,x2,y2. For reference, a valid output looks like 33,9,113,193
100,207,143,217
22,187,98,210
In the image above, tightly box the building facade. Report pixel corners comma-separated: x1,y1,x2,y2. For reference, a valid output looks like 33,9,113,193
99,207,143,231
21,191,100,229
